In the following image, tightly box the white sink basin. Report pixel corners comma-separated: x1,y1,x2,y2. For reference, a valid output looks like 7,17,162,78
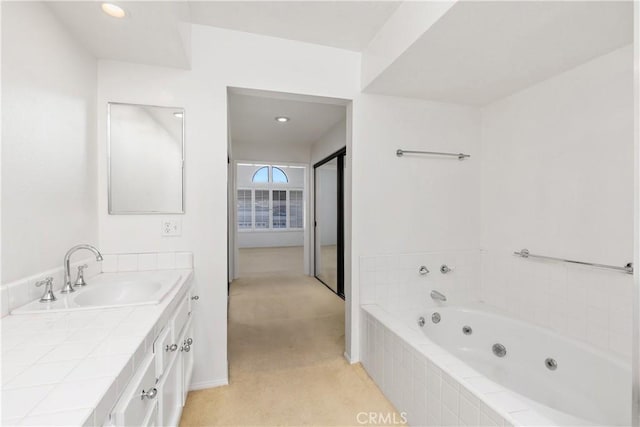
12,270,183,314
74,280,163,307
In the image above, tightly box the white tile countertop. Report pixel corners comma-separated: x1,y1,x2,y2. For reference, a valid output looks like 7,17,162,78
1,269,194,426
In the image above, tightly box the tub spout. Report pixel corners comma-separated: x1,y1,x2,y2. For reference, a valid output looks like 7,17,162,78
430,290,447,302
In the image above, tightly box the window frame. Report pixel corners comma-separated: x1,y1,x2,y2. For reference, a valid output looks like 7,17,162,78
235,162,306,233
236,187,305,232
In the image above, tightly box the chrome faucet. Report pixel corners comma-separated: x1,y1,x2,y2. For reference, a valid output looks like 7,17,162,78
61,244,103,294
430,290,447,302
36,277,56,303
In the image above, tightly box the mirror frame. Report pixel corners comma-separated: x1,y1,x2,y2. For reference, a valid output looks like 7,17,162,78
107,102,186,215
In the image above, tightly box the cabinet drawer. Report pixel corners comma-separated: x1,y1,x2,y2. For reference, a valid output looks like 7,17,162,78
111,351,157,426
153,327,174,378
171,295,190,342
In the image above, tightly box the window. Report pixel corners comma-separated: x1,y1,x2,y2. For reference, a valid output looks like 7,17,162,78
272,190,287,228
254,190,270,229
290,190,303,228
272,167,288,183
238,164,303,231
237,190,252,229
252,166,269,183
251,165,289,183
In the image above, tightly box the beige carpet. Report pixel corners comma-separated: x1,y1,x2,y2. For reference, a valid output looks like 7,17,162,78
180,270,401,426
238,246,305,277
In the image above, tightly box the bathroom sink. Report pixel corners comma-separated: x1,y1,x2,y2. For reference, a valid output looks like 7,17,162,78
11,270,184,314
74,280,163,307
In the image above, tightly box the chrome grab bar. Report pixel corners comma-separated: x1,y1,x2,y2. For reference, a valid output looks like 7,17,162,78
396,149,470,160
513,248,633,274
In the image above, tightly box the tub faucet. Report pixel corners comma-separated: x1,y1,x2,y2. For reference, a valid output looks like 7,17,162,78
61,244,103,294
430,290,447,302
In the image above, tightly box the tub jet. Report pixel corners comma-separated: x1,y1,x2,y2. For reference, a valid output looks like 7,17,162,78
492,343,506,357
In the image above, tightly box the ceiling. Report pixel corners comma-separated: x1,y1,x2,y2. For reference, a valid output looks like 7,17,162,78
47,2,192,69
46,1,400,69
189,1,400,51
364,1,634,106
228,91,346,148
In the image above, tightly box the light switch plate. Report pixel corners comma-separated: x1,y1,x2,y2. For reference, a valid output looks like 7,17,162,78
161,219,181,236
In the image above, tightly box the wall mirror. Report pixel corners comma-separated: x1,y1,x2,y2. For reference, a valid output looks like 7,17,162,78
108,102,185,214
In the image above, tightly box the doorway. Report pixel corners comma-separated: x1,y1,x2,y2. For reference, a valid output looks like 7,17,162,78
314,148,345,298
226,87,354,380
234,162,307,277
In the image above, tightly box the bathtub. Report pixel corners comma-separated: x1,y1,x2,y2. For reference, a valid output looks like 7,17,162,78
361,304,631,426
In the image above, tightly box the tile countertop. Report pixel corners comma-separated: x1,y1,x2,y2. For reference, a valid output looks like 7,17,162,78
1,269,194,427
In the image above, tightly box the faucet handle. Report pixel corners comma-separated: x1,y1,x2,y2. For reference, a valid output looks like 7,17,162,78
36,277,56,303
35,277,54,287
74,264,89,287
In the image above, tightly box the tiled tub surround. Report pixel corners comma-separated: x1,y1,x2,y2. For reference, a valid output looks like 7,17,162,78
360,251,482,312
1,251,194,317
1,266,194,425
481,251,633,361
360,249,632,362
361,305,631,427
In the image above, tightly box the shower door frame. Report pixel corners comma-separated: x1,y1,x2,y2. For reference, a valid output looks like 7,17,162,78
313,147,346,299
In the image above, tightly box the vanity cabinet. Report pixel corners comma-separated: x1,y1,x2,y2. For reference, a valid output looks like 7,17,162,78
110,288,195,427
111,351,158,426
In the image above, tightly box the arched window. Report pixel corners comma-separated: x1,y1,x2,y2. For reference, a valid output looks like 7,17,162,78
272,167,289,183
252,166,269,183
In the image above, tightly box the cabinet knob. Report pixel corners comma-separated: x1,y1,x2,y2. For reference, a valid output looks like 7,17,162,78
186,338,193,345
166,343,178,352
181,344,191,352
191,295,199,301
141,387,158,400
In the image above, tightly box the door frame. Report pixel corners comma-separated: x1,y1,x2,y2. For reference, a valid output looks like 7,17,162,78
313,147,346,299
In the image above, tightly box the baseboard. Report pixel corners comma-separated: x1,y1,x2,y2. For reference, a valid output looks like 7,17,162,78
189,378,229,391
343,351,354,364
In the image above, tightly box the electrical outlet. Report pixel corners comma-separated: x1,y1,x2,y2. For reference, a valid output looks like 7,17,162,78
161,219,181,236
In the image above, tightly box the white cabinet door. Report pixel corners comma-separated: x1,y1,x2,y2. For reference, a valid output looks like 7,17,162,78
141,402,158,427
153,326,174,377
111,351,157,426
181,319,194,405
171,295,190,343
157,350,182,427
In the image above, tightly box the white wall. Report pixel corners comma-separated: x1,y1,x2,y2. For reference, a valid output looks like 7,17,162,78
96,25,360,388
353,94,482,256
311,118,346,163
233,140,310,164
351,94,482,360
1,2,98,283
480,46,635,359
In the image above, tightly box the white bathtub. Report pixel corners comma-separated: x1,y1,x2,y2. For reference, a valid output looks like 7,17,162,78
361,304,632,427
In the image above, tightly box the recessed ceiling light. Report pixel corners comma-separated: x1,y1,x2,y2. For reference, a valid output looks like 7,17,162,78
101,3,126,18
173,112,183,118
275,116,290,123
